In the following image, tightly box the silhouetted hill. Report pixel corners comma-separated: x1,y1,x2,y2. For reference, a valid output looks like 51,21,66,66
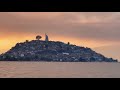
0,40,118,62
94,45,120,62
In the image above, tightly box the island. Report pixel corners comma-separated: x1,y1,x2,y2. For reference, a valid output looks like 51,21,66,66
0,34,118,62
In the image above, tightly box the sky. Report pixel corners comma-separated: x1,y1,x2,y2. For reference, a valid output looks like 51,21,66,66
0,12,120,60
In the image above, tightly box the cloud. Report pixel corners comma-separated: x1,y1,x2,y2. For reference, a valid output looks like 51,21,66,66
0,12,120,43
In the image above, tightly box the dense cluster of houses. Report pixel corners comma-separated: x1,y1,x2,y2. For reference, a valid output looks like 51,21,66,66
0,40,117,62
0,35,118,62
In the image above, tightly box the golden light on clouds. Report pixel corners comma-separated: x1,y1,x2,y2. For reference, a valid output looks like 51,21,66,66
0,12,120,61
0,33,113,54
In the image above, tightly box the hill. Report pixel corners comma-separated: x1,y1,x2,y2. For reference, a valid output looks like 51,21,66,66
0,40,118,62
94,45,120,62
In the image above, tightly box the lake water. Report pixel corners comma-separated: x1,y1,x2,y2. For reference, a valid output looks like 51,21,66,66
0,61,120,78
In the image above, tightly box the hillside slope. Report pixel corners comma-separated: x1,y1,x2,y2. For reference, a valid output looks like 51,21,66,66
0,40,118,62
94,45,120,62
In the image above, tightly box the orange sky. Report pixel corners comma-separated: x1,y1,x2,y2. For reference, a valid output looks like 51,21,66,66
0,12,120,61
0,33,116,54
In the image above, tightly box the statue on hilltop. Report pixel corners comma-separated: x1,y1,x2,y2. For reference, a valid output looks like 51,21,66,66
45,33,49,42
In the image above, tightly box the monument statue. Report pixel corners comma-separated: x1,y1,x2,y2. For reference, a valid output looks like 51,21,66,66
45,33,49,41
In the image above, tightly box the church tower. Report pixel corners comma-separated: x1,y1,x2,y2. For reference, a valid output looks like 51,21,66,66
45,33,49,41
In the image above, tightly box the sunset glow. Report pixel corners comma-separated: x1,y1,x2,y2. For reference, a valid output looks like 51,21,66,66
0,12,120,60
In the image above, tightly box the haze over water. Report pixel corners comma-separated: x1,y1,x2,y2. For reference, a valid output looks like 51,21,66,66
0,12,120,78
0,62,119,78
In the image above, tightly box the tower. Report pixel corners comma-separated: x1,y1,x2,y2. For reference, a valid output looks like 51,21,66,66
45,33,49,41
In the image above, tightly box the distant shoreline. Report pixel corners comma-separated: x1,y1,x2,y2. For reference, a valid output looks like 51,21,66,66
0,60,119,63
0,39,118,62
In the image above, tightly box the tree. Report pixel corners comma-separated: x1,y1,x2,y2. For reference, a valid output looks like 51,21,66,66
36,35,42,40
26,40,29,42
67,42,70,45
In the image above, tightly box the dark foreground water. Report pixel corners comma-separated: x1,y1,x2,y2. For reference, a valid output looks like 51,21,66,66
0,61,119,78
